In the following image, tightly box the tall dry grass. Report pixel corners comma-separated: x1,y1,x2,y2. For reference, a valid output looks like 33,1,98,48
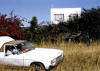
37,41,100,71
1,41,100,71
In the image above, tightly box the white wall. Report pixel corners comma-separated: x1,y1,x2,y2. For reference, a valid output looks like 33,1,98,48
51,8,81,24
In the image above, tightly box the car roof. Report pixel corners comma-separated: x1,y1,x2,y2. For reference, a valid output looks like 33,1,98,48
0,36,14,48
5,40,26,45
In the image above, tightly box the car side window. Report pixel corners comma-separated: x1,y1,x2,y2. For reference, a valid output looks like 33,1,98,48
5,45,19,56
16,44,22,52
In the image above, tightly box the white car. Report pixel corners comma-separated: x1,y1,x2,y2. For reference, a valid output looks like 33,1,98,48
0,36,64,71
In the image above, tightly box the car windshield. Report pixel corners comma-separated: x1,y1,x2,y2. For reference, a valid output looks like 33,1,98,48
16,41,35,53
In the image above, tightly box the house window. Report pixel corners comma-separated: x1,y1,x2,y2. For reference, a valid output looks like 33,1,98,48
54,14,64,21
69,14,78,20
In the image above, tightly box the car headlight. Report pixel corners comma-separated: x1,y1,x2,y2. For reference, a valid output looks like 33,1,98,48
51,58,56,64
56,55,62,62
51,55,63,65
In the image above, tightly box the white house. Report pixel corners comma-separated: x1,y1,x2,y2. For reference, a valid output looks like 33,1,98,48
51,8,81,24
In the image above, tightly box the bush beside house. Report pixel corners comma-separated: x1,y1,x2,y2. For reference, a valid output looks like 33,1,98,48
1,7,100,43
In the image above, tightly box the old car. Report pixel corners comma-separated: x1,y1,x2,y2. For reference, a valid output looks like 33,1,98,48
0,36,64,71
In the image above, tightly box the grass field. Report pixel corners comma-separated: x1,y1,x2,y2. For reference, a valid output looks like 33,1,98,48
1,41,100,71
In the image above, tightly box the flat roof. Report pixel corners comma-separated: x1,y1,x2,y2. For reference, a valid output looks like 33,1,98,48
51,8,81,9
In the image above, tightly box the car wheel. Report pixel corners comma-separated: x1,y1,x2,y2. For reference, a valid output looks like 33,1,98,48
30,63,46,71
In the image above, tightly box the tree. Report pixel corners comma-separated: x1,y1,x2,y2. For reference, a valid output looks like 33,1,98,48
67,7,100,42
30,16,38,31
0,13,25,40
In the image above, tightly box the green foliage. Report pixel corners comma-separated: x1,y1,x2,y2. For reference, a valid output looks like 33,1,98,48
68,7,100,41
30,16,38,31
25,7,100,43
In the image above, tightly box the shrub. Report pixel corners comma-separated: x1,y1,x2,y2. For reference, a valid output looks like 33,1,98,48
0,13,26,39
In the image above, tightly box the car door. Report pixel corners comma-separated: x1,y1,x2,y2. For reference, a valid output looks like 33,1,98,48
0,52,5,64
4,54,24,66
4,45,24,66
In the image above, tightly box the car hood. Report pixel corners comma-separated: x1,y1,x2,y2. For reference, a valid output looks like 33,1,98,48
23,48,63,61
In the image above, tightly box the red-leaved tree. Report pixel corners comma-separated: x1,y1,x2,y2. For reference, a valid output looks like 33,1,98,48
0,13,26,39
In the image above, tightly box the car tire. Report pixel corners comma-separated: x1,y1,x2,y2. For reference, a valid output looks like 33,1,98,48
30,63,46,71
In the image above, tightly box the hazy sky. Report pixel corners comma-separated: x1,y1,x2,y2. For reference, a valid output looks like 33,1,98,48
0,0,100,26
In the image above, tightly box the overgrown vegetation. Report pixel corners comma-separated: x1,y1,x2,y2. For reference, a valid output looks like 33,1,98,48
1,42,100,71
1,7,100,43
0,7,100,71
0,13,25,39
26,7,100,43
67,7,100,42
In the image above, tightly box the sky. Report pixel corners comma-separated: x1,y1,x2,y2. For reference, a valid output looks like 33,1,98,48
0,0,100,26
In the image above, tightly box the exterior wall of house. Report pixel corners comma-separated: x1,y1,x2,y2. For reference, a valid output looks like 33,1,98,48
51,8,81,24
